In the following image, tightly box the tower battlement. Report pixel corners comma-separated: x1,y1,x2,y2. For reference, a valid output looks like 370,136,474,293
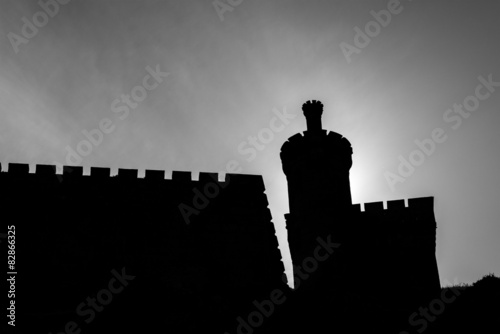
351,197,437,230
353,197,435,215
353,197,434,212
280,131,352,155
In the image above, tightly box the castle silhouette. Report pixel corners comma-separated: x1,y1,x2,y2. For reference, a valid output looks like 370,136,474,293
2,100,441,333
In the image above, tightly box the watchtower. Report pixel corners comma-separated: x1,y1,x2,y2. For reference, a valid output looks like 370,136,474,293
281,100,353,281
279,101,441,330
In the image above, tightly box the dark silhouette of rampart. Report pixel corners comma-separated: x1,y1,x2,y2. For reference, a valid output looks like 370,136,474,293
0,164,285,333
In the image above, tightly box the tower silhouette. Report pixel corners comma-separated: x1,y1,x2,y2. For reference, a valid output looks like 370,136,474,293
281,100,353,293
279,100,441,332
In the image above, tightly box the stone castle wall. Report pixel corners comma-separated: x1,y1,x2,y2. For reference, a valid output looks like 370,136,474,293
1,162,286,333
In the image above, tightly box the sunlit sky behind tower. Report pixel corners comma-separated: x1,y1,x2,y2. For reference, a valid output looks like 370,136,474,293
1,0,499,286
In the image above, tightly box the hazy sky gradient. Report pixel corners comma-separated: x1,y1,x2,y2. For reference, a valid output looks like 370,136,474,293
1,0,499,286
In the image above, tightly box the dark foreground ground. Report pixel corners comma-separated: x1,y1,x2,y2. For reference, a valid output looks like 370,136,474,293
18,273,499,333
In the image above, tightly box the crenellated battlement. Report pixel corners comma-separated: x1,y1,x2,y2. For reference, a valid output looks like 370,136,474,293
0,162,265,188
347,196,437,236
352,196,434,213
280,130,352,154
